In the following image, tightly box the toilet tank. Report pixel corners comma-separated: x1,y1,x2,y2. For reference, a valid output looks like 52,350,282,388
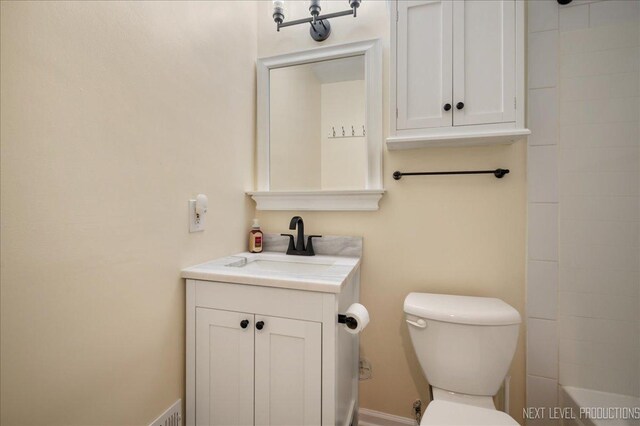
404,293,521,396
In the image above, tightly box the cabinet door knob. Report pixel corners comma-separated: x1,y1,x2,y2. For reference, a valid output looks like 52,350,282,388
443,103,452,111
240,319,249,329
256,321,265,330
456,102,465,110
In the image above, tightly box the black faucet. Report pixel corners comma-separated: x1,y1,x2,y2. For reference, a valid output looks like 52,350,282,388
281,216,321,256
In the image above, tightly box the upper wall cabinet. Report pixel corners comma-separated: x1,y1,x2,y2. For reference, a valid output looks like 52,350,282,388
388,0,530,149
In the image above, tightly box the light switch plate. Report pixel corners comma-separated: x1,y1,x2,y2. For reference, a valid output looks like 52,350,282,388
189,200,204,233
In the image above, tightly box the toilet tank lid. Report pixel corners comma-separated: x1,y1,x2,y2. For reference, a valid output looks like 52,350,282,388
404,293,521,326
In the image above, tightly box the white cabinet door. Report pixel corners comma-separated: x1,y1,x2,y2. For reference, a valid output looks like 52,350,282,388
452,0,516,126
254,316,322,426
396,0,453,130
195,308,254,426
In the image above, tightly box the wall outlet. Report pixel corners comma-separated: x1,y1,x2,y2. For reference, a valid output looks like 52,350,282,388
413,399,423,424
189,200,204,233
359,358,372,380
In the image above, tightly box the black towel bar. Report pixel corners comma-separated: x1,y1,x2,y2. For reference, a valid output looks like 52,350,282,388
393,168,510,180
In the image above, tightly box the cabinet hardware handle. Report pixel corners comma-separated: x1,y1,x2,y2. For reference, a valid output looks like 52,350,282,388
256,321,265,330
240,319,249,329
443,103,452,111
456,102,465,110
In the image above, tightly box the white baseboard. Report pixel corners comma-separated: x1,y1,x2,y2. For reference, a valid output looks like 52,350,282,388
359,408,415,426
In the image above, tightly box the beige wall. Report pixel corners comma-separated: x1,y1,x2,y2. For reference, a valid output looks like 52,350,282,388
321,80,367,190
257,0,527,422
1,1,528,424
270,64,322,190
0,1,256,424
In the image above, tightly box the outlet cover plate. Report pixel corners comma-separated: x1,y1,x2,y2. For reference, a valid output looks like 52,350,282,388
359,358,372,380
189,200,204,233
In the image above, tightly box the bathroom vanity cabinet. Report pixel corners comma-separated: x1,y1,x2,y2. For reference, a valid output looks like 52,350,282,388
182,252,361,426
388,0,529,148
195,307,321,426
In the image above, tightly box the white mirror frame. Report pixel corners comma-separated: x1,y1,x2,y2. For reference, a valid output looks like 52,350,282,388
248,39,384,211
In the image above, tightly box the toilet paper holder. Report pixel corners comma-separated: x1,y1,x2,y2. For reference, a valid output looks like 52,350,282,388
338,314,359,330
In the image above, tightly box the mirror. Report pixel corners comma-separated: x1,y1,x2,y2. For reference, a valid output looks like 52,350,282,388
269,56,366,191
252,39,383,211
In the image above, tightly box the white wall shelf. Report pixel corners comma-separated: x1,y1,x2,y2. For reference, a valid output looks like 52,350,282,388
247,190,385,211
386,128,530,150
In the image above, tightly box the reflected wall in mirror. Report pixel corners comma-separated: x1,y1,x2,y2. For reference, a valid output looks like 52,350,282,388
269,56,366,191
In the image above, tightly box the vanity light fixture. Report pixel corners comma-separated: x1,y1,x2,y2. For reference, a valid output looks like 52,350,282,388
272,0,362,42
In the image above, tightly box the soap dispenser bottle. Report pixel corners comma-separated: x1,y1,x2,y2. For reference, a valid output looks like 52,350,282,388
249,218,263,253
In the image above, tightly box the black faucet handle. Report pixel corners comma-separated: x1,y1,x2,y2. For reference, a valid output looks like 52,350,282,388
281,234,296,254
305,235,322,256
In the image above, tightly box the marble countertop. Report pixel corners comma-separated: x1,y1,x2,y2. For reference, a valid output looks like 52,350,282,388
181,251,361,294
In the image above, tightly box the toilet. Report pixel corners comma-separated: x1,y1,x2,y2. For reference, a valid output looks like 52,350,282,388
403,292,521,425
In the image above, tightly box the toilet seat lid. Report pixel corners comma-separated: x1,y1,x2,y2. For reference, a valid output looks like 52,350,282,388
421,401,519,426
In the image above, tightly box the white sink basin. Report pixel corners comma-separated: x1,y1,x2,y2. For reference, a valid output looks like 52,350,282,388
229,259,334,275
181,251,360,293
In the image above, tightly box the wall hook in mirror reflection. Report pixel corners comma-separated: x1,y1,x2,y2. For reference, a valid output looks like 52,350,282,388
327,124,366,139
392,168,510,180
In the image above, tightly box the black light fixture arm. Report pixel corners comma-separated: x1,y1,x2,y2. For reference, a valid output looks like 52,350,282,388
278,8,355,29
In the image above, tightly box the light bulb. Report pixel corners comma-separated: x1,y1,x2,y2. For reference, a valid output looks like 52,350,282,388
273,0,285,25
309,0,321,18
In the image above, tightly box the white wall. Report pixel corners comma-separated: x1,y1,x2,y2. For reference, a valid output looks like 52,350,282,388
558,10,640,397
0,2,257,424
526,2,562,417
526,0,640,416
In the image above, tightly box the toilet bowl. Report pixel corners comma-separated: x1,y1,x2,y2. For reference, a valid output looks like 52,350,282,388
419,400,518,425
403,292,521,426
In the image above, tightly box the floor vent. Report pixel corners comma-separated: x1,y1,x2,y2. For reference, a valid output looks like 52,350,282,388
149,399,182,426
